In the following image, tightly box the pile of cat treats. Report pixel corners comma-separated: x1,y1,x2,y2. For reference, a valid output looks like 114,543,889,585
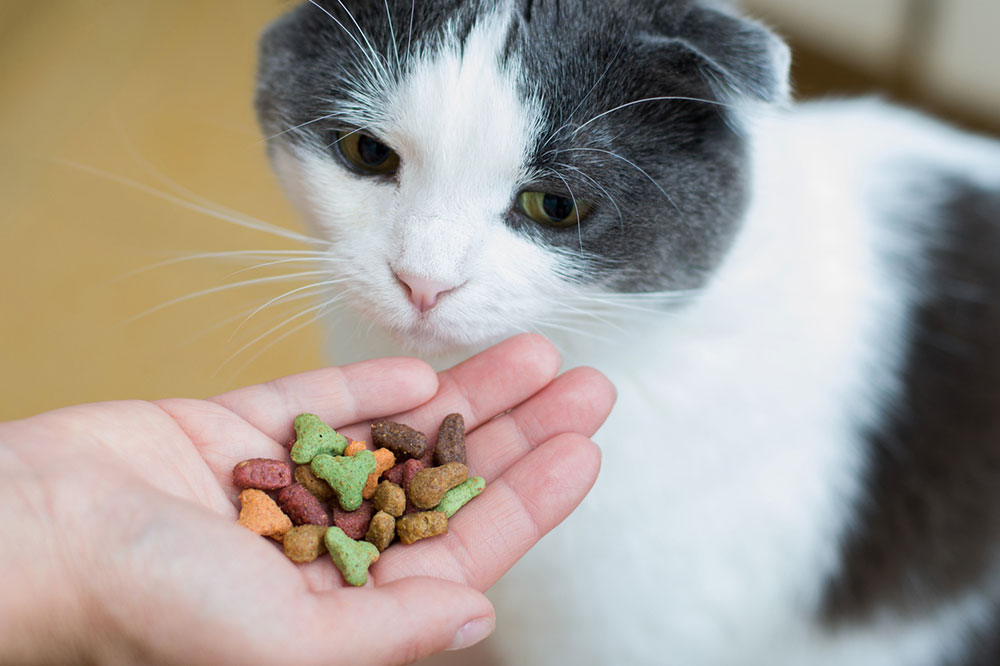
234,412,485,586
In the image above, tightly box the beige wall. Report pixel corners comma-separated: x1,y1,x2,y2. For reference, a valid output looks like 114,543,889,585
1,2,324,420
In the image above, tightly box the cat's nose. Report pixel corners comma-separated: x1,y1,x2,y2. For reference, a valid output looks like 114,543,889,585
394,271,456,313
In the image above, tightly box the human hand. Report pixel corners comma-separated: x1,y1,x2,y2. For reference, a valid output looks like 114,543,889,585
0,334,615,665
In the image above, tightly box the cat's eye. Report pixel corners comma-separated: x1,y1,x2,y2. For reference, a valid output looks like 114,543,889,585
517,191,593,228
336,130,400,175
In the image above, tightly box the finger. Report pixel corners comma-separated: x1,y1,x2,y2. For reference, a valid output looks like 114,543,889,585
357,334,561,444
466,366,615,482
208,357,439,443
373,433,601,591
305,578,495,664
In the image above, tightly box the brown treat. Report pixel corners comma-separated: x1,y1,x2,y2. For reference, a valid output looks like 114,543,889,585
332,499,375,540
396,511,448,544
232,458,293,490
383,462,405,486
283,525,328,563
237,489,292,541
371,420,427,460
362,448,396,499
434,413,467,465
418,438,436,467
277,483,330,526
373,481,407,518
294,465,335,502
365,511,396,552
408,462,469,510
344,440,367,457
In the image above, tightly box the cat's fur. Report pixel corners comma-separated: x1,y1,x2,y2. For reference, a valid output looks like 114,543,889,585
255,1,1000,664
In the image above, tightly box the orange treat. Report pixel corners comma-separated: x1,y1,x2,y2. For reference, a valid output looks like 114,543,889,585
237,489,292,541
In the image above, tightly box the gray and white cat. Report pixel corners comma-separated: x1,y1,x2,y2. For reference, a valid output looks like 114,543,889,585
254,1,1000,664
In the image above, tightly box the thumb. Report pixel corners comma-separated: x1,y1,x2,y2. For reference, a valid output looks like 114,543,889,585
309,577,496,665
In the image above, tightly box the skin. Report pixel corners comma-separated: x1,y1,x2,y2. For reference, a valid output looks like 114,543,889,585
0,334,615,666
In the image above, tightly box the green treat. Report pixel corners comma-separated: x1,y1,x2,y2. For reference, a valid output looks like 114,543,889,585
290,414,348,464
311,450,377,511
433,476,486,517
324,527,379,586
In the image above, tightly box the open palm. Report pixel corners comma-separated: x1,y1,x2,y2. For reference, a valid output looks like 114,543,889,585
0,335,614,666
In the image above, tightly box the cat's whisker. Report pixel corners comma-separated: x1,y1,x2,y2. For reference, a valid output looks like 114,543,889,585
383,0,401,72
542,167,585,253
228,278,351,341
554,147,685,218
220,291,352,374
180,288,325,348
113,250,327,282
571,95,734,138
265,110,346,143
124,270,334,324
553,162,625,235
226,256,333,278
543,41,627,150
307,0,387,84
406,0,415,59
59,160,329,247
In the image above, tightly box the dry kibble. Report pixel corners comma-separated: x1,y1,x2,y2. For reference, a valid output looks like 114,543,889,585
239,415,482,575
365,511,396,552
363,448,396,499
311,450,377,511
325,527,379,586
332,499,375,540
396,511,448,544
371,420,427,460
434,413,467,466
294,465,335,502
373,481,406,518
408,462,469,510
283,525,328,563
383,463,405,486
232,458,292,490
277,483,330,526
344,440,367,457
237,489,292,541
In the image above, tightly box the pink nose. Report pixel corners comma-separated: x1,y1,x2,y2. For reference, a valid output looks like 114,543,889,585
395,271,456,313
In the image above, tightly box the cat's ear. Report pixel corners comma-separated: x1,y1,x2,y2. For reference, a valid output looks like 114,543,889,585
644,5,791,105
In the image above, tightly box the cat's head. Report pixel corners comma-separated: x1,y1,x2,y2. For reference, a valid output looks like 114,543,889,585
255,0,789,354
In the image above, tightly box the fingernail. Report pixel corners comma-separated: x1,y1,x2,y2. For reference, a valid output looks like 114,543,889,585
446,616,495,651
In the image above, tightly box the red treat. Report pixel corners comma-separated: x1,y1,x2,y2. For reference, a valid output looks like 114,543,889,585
402,459,425,515
383,462,405,486
233,458,293,490
277,483,330,526
332,499,375,540
418,438,436,467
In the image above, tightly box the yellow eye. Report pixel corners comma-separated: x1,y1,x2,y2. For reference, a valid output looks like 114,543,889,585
336,130,400,175
517,191,593,228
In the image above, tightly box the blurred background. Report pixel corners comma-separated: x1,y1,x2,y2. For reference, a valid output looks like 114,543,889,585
2,0,998,421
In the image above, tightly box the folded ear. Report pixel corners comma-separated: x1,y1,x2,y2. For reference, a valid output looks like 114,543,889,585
644,4,791,105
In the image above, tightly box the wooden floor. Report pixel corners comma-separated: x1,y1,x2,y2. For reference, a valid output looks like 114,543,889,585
2,2,995,421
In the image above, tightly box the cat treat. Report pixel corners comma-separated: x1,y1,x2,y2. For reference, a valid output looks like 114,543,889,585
233,413,484,586
433,413,467,465
371,420,428,459
277,483,330,526
290,413,348,464
408,462,469,510
237,489,293,541
311,450,377,511
283,525,328,564
232,458,292,490
434,476,486,518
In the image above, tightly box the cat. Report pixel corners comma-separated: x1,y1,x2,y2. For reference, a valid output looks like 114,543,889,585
254,1,1000,664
